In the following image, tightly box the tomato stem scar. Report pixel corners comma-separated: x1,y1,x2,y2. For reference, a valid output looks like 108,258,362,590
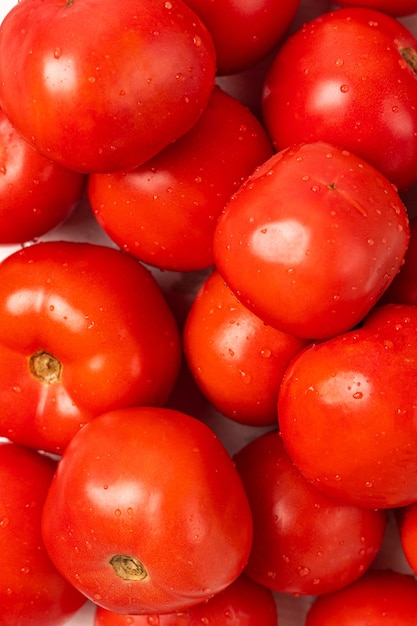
110,555,148,581
400,47,417,73
29,350,62,384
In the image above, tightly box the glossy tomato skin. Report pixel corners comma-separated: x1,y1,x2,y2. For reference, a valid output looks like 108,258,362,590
334,0,417,16
0,441,86,626
262,8,417,190
41,407,253,615
278,303,417,508
0,0,216,173
182,0,300,75
213,142,409,340
234,430,387,595
94,574,277,626
397,502,417,575
381,215,417,306
183,269,309,426
0,241,181,454
88,86,273,272
305,569,417,625
0,108,85,243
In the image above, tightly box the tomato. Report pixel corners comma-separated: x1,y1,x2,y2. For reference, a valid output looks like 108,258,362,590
0,441,86,626
0,241,181,454
262,8,417,190
0,0,216,173
278,303,417,509
397,502,417,575
0,107,85,244
93,574,277,626
305,569,417,625
41,406,253,615
333,0,417,16
380,215,417,305
213,142,409,340
181,0,300,75
183,269,309,426
234,429,387,595
87,86,273,272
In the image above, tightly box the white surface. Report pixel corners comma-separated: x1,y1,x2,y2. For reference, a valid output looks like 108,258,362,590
0,0,416,624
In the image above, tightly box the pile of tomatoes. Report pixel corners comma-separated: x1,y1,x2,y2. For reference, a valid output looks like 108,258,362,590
2,0,417,624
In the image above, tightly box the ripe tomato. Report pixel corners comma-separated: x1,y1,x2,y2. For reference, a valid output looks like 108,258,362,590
183,269,309,426
0,241,181,454
333,0,417,16
305,569,417,625
88,86,273,272
0,441,86,626
0,0,216,173
397,502,417,575
278,303,417,509
41,406,253,615
182,0,300,75
380,215,417,306
262,8,417,190
0,107,85,244
234,429,387,595
94,574,277,626
213,142,409,340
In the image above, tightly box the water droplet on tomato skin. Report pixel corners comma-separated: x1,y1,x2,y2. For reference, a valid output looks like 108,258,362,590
298,566,311,577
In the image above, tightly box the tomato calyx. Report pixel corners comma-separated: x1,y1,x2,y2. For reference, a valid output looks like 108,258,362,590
109,554,148,582
29,350,62,385
400,46,417,73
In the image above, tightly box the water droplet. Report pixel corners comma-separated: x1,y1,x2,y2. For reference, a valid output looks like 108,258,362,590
193,35,202,47
239,370,252,384
146,617,160,625
0,517,9,528
340,84,349,93
164,0,172,7
260,347,271,358
335,58,344,66
54,47,62,59
114,509,121,517
298,566,311,577
353,392,363,399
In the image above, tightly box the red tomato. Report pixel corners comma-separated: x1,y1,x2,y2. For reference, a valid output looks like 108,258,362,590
333,0,417,16
0,441,86,626
93,574,277,626
262,8,417,190
0,108,85,244
0,0,216,173
0,241,181,454
87,86,273,272
183,269,309,426
41,406,253,615
397,499,417,575
380,215,417,305
234,429,387,595
305,569,417,625
182,0,300,75
278,303,417,508
213,142,409,340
